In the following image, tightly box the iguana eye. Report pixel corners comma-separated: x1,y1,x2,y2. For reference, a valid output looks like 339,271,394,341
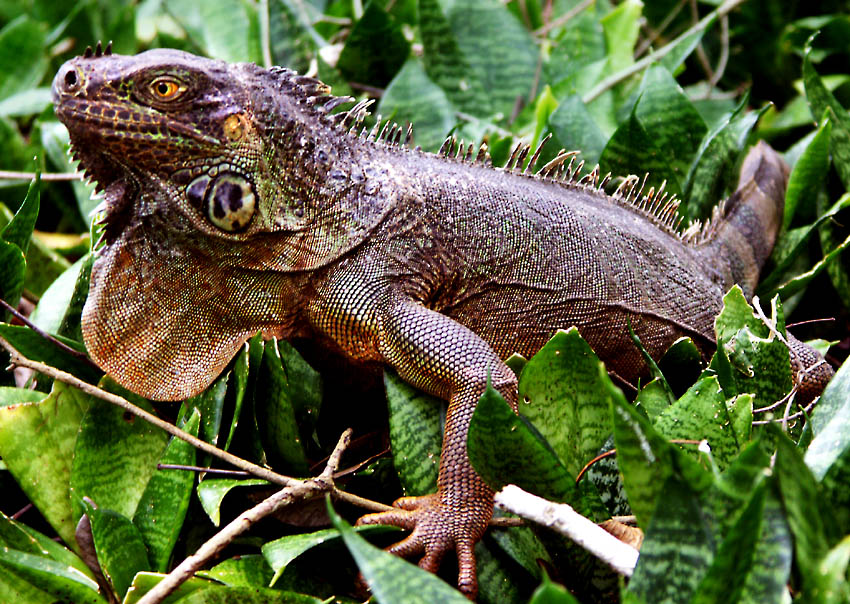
206,174,256,232
149,77,184,101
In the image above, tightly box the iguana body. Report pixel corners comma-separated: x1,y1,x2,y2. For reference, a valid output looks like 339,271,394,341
52,47,833,598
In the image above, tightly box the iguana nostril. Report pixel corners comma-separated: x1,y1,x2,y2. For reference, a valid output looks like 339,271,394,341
64,69,77,88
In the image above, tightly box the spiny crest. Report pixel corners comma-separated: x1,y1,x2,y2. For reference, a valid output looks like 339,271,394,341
437,135,492,166
83,40,112,59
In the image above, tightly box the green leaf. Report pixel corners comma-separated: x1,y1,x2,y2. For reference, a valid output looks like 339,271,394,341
636,378,673,422
467,383,578,504
337,1,410,88
518,328,615,477
712,287,792,407
384,369,442,496
2,173,39,256
262,525,395,586
166,0,262,63
528,570,579,603
379,58,457,152
172,585,323,603
254,339,315,474
30,254,93,340
690,485,777,604
0,240,25,308
268,0,325,73
179,369,229,448
0,381,90,548
123,571,218,604
40,121,97,222
418,0,537,118
0,547,104,604
0,16,47,100
134,408,200,572
803,40,850,191
653,376,745,469
625,474,715,604
547,95,607,169
82,500,151,600
197,479,268,527
684,97,765,221
610,374,710,528
773,429,829,594
201,555,274,587
818,536,850,604
0,323,101,383
2,512,95,580
70,381,169,521
736,489,793,603
784,114,831,230
327,497,469,604
632,65,708,192
224,342,249,451
600,0,641,74
599,104,680,200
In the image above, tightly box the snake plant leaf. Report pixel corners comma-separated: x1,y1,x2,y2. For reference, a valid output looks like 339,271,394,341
384,369,442,496
0,547,104,604
196,479,269,527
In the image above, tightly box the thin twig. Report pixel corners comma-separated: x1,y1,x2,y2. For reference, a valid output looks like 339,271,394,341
636,0,688,57
137,429,353,604
582,0,747,104
0,170,81,182
0,298,101,371
157,464,251,477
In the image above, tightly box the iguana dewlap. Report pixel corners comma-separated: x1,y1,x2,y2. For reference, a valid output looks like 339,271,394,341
52,46,833,598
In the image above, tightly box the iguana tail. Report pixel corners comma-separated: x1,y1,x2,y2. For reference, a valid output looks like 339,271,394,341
702,142,835,402
702,140,788,299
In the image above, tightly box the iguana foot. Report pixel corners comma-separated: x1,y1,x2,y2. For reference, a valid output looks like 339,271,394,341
356,493,491,599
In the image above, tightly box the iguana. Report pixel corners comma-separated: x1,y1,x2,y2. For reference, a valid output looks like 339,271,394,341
52,45,833,598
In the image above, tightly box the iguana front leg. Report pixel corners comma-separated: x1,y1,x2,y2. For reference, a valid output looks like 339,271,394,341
357,298,518,598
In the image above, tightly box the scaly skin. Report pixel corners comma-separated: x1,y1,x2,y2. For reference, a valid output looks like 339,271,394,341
52,47,833,598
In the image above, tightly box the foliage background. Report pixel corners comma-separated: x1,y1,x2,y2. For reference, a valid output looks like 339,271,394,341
0,0,848,602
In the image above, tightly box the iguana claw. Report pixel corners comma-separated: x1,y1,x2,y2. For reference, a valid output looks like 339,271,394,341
357,493,488,599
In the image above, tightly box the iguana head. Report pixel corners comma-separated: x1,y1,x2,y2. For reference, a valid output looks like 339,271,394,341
52,46,390,400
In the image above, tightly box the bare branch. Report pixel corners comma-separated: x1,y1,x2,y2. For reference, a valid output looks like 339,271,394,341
136,429,353,604
495,485,639,576
0,170,82,182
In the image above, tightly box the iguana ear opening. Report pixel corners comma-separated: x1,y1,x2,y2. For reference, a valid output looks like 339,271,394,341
82,230,283,401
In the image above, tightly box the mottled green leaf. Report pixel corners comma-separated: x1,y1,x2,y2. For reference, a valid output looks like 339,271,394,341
468,383,578,504
0,381,90,547
327,498,468,603
611,374,710,528
773,429,828,594
0,512,94,580
384,369,442,496
224,342,249,451
197,479,268,527
337,1,409,87
547,95,607,167
134,408,200,572
379,58,457,152
179,369,229,448
712,287,792,407
0,547,104,604
518,328,615,477
632,65,707,192
70,380,169,521
626,474,715,604
803,40,850,191
658,337,703,397
599,105,680,200
82,500,151,600
636,378,673,422
654,376,744,469
684,98,765,221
